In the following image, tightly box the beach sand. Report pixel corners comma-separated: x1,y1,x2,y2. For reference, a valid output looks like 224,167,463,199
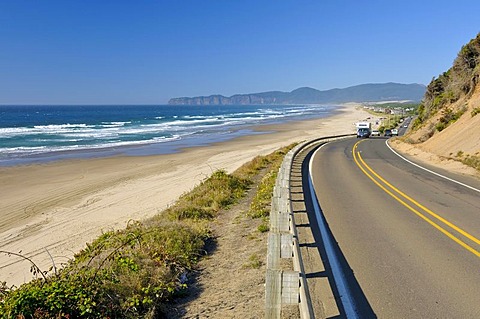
0,104,369,286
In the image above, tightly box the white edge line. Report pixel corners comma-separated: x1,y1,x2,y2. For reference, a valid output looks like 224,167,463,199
309,143,359,319
386,140,480,194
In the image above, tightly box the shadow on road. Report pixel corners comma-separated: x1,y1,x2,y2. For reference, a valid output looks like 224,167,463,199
298,149,377,319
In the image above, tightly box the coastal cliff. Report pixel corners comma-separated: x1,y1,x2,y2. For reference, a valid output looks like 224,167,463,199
169,92,287,105
168,83,426,105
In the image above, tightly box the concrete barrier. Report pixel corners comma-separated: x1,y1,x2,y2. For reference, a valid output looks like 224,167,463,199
265,134,354,319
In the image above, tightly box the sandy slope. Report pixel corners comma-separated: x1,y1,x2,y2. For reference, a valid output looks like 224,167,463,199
0,105,369,287
391,86,480,179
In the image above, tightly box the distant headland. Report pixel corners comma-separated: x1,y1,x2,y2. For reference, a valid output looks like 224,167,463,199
168,82,426,105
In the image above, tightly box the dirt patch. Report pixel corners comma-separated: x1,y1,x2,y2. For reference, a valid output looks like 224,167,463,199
164,175,269,318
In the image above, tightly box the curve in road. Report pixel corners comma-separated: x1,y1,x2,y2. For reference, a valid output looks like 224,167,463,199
306,137,480,318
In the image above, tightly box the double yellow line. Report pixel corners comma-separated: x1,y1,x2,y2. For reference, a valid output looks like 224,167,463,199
352,140,480,258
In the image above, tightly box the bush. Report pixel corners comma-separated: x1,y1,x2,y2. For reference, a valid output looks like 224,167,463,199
455,151,480,171
165,170,250,221
436,122,447,132
1,222,208,318
248,170,278,218
257,219,269,233
435,106,466,132
461,154,480,171
243,254,263,269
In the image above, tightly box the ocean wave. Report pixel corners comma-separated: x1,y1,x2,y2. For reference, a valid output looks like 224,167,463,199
0,124,96,137
0,135,182,156
0,104,334,164
101,121,132,127
33,123,94,130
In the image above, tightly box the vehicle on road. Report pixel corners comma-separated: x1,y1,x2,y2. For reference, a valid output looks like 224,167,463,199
356,122,372,130
384,129,392,137
371,130,380,136
357,128,371,138
392,129,398,136
356,122,372,138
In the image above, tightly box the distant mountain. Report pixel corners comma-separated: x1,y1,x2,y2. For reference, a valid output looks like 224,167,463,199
168,83,426,105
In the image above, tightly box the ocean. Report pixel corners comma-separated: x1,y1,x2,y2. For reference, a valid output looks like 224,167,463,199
0,104,336,166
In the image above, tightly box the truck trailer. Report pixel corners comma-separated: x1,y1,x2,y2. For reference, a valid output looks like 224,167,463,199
356,122,372,138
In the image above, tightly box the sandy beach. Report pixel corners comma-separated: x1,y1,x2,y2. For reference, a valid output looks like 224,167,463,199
0,105,368,287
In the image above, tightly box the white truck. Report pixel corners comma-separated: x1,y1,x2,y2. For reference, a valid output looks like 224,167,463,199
356,122,372,138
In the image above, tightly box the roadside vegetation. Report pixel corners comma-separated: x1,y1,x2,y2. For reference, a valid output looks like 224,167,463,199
399,33,480,173
471,107,480,117
0,145,294,318
455,151,480,172
412,33,480,133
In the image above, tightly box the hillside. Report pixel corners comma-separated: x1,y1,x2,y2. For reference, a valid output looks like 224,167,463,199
394,33,480,175
168,83,425,105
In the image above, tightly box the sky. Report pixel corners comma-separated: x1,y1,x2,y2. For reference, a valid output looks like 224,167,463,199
0,1,479,105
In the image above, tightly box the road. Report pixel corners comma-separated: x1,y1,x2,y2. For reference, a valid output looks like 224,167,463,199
397,116,412,136
306,137,480,318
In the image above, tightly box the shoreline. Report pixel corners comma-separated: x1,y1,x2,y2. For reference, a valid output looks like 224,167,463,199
0,104,338,168
0,105,368,286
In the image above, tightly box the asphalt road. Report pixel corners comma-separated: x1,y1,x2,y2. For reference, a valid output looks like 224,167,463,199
308,137,480,318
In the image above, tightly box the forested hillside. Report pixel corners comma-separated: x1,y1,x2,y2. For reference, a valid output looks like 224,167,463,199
404,33,480,172
412,33,480,136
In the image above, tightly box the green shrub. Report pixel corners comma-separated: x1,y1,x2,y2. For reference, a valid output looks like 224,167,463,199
166,170,250,221
1,222,208,318
257,221,269,233
243,254,263,269
461,154,480,171
455,151,480,171
436,122,446,132
248,170,277,218
435,106,466,132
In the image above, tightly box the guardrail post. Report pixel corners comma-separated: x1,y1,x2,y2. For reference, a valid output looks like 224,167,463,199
265,269,282,318
267,233,280,270
282,271,300,305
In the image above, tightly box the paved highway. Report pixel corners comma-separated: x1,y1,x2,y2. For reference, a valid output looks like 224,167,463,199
307,137,480,318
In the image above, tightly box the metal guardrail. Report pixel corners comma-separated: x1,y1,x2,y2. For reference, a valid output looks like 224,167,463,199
265,134,354,319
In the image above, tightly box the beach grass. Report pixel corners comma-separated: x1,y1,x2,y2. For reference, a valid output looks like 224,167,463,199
0,144,294,318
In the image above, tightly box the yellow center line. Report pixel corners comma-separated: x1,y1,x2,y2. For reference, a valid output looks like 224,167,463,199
352,141,480,258
357,146,480,246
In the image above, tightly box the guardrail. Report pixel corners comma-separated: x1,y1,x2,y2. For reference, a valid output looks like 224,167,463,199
265,134,354,319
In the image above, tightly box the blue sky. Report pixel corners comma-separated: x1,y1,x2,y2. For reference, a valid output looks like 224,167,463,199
1,1,479,104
